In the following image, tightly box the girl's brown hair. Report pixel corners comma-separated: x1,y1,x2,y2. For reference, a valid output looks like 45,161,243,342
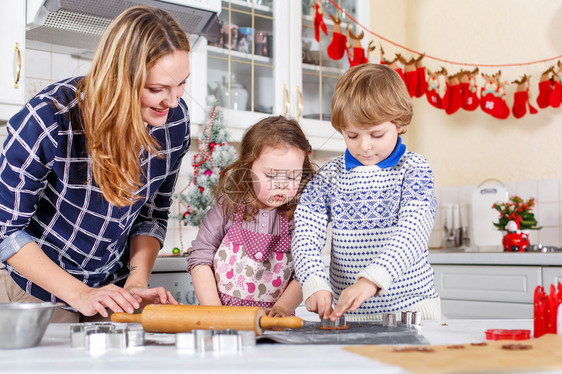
331,63,413,133
215,116,314,220
77,6,190,207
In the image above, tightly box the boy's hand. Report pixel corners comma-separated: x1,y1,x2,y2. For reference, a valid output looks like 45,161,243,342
330,278,378,320
265,305,292,317
305,290,333,319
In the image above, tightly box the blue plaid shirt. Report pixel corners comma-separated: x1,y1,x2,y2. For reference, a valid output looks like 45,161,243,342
0,77,190,304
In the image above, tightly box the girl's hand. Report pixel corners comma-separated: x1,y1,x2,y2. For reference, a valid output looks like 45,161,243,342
265,305,292,317
330,278,378,320
73,284,141,317
305,290,333,320
126,286,179,309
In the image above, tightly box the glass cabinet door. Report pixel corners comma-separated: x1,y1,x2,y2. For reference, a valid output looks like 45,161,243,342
207,0,275,115
300,0,368,122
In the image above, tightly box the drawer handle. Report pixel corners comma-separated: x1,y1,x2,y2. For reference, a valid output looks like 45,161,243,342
282,83,290,117
14,42,22,89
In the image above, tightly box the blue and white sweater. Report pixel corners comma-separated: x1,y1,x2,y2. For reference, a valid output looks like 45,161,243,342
292,144,440,320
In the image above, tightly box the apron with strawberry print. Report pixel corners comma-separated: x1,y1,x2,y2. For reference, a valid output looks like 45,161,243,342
213,209,293,307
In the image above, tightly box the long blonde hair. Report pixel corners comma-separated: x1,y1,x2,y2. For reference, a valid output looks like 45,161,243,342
77,6,190,207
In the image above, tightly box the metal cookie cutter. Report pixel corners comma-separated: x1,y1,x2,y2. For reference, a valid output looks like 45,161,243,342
382,313,397,327
318,316,349,330
70,322,144,352
175,329,256,354
400,311,422,329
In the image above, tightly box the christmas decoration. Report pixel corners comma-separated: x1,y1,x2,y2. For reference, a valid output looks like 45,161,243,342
326,14,347,60
502,220,529,252
173,104,237,228
312,0,328,42
310,0,562,120
492,195,541,231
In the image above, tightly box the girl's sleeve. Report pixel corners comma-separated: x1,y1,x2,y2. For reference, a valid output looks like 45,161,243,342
130,101,190,247
291,165,334,302
0,101,57,262
187,201,229,272
357,157,437,292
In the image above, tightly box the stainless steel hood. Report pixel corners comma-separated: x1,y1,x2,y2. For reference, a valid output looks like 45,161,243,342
26,0,221,56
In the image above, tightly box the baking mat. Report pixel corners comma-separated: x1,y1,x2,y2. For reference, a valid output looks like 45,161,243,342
343,333,562,374
258,321,429,345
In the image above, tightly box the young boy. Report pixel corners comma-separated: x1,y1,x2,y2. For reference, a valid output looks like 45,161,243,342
291,63,441,321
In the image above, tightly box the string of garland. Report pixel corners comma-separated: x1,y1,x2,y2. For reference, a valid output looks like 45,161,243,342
312,0,562,119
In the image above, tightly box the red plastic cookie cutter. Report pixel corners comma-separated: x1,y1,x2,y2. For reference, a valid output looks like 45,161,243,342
485,329,531,341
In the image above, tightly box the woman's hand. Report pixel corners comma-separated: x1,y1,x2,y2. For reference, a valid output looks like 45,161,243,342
73,284,141,317
305,290,333,319
330,277,378,320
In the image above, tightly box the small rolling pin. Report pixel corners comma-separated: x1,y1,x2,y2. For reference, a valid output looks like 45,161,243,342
111,304,303,335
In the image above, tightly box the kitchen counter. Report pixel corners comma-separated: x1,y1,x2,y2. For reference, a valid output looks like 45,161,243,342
0,317,537,373
429,250,562,266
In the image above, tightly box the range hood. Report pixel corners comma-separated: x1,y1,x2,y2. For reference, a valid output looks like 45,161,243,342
26,0,221,56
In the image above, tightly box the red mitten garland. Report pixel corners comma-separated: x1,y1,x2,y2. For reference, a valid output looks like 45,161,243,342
326,14,347,60
312,0,328,42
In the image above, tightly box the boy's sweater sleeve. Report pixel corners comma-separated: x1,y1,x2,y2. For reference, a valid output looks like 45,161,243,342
357,158,437,292
291,165,334,301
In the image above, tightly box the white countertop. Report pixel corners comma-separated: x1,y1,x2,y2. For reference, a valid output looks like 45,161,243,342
428,251,562,266
1,317,536,373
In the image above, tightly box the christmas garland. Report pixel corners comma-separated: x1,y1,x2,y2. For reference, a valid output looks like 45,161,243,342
311,0,562,119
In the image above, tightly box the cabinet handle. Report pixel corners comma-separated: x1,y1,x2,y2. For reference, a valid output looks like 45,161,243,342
282,83,290,117
14,42,22,89
296,85,303,121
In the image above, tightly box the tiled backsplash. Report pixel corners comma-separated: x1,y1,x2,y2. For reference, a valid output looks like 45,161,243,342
431,180,562,249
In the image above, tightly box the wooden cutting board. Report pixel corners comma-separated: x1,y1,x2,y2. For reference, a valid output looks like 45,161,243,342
343,334,562,374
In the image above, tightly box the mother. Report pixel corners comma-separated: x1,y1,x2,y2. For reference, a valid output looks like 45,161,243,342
0,6,191,322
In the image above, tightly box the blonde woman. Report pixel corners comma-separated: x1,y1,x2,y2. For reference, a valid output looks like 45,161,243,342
0,6,191,322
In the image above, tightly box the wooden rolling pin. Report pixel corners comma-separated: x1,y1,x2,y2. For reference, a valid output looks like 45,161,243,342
111,304,303,335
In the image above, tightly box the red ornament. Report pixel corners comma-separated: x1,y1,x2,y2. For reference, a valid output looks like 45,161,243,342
204,170,212,176
209,142,216,149
198,186,204,193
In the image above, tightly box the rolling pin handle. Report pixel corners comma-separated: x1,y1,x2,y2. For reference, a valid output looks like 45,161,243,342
111,312,142,323
259,315,304,330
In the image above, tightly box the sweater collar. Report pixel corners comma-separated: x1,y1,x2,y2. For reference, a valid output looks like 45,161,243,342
345,137,406,171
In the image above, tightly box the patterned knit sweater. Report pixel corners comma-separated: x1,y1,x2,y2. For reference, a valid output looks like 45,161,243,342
292,150,440,319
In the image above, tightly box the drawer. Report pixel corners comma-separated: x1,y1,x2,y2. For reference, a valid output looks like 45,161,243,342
433,265,541,303
441,299,533,319
542,266,562,287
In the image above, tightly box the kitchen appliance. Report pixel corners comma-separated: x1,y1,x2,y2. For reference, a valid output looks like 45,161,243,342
470,179,508,252
111,304,304,335
149,256,197,305
26,0,221,56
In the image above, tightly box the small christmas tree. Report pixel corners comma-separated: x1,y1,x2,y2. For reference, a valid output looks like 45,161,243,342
174,104,237,227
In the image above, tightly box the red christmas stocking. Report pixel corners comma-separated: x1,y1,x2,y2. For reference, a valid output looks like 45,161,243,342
327,14,346,60
403,57,418,98
460,70,480,111
480,88,497,117
348,47,366,67
512,75,537,118
549,80,562,108
425,75,443,109
313,2,328,42
444,75,462,114
415,57,426,98
536,68,554,109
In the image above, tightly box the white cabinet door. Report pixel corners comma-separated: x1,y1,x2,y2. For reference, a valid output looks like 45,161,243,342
542,267,562,287
433,265,541,303
0,1,25,119
441,300,533,319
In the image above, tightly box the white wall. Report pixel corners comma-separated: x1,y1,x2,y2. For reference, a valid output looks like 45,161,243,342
371,0,562,186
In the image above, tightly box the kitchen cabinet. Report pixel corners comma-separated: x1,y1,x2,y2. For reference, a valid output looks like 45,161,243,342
542,266,562,286
0,1,26,120
188,0,371,152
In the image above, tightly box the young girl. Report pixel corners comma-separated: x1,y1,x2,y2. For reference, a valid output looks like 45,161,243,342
187,116,314,316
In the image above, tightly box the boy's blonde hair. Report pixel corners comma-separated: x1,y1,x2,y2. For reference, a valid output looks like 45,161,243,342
331,63,413,133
